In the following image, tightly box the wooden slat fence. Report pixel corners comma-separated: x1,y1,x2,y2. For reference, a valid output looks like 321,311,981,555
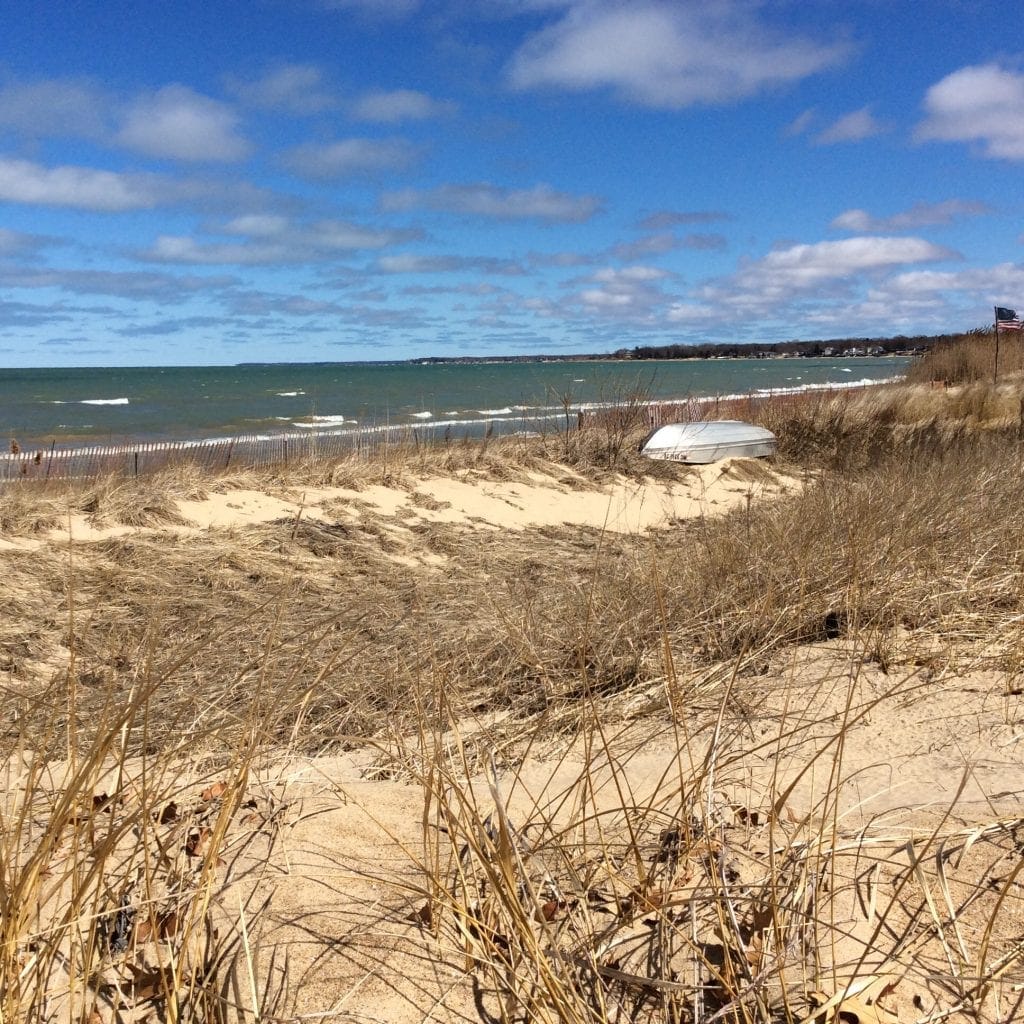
0,426,420,484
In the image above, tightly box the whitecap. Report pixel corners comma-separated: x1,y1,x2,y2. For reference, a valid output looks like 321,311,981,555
477,407,512,416
276,390,306,397
292,414,350,428
411,411,433,419
80,397,129,405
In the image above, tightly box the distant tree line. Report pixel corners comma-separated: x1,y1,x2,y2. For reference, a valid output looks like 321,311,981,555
624,332,982,361
402,330,985,366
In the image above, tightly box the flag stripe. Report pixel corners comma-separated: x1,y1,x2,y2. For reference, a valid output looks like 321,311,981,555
996,306,1022,329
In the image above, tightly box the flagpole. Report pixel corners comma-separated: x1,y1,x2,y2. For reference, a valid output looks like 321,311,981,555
994,306,1000,384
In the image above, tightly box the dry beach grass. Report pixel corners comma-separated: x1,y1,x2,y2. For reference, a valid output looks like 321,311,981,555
1,355,1023,1023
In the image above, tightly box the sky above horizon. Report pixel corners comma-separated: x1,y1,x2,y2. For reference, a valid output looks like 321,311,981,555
1,0,1023,366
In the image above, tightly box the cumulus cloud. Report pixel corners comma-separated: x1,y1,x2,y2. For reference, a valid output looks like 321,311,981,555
350,89,456,122
831,199,990,233
565,265,673,318
0,76,252,162
116,85,250,162
0,157,283,213
665,301,718,324
816,106,885,144
225,64,337,115
140,216,419,265
380,182,602,222
0,157,163,211
733,236,957,293
280,137,420,178
876,262,1024,298
917,63,1024,159
507,0,846,108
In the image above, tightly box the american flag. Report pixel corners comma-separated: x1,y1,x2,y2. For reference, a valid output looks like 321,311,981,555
996,306,1022,330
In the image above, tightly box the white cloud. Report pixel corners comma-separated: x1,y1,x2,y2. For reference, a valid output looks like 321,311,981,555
225,64,337,115
735,236,957,292
281,138,420,178
0,157,160,211
917,64,1024,159
145,236,281,265
0,157,282,213
816,106,885,144
677,235,961,325
141,217,418,265
831,199,990,233
566,265,672,318
507,1,845,108
592,265,667,283
665,301,718,324
221,214,292,237
878,263,1024,298
381,182,602,222
350,89,456,122
117,85,251,162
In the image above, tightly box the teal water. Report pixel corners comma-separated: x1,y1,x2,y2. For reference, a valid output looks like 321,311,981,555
0,358,909,448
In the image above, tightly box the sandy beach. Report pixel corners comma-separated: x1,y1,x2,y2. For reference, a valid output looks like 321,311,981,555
2,381,1023,1023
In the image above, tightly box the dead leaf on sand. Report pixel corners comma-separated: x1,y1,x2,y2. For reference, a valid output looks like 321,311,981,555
155,800,178,823
406,901,433,927
807,973,902,1024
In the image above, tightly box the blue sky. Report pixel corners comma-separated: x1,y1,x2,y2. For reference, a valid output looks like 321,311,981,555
1,0,1023,366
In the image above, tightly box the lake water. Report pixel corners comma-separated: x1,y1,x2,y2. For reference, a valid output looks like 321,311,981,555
0,357,909,449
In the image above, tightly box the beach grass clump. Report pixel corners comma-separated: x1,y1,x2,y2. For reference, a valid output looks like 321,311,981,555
905,330,1024,384
406,657,1024,1024
748,379,1024,470
0,643,295,1023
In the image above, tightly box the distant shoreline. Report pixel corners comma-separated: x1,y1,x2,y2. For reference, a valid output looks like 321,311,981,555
230,330,962,369
387,330,963,366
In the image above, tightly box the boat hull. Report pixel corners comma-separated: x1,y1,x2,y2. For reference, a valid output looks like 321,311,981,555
641,420,777,464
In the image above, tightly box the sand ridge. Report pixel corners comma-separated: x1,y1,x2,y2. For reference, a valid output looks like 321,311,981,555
23,458,799,546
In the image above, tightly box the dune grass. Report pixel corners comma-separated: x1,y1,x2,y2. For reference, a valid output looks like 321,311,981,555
905,331,1024,385
1,371,1023,1020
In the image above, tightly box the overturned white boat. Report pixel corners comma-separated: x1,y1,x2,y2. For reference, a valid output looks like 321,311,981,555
641,420,777,464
